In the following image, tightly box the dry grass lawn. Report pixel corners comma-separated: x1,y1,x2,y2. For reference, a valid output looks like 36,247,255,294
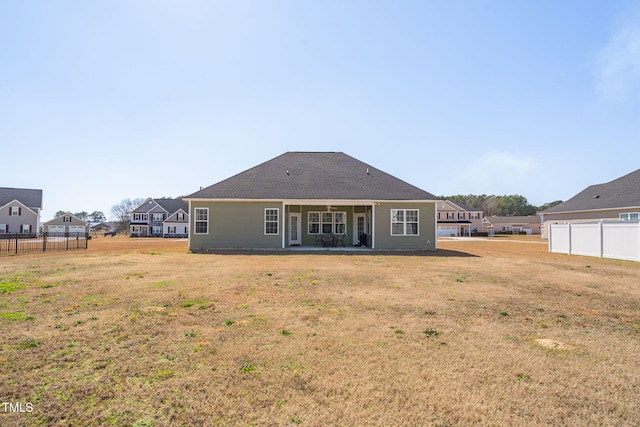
1,236,640,426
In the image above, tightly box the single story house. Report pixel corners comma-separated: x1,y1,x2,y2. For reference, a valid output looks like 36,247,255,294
91,222,113,233
44,213,89,235
539,168,640,238
0,187,43,234
482,215,541,235
184,152,439,251
436,200,483,237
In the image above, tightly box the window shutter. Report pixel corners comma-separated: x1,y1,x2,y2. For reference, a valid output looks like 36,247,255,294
18,207,21,216
29,225,32,233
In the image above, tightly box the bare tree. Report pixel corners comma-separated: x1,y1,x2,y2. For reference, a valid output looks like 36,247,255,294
111,198,144,234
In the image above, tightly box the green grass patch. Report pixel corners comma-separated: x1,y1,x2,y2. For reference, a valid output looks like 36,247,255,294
0,312,34,321
15,338,42,349
0,280,26,293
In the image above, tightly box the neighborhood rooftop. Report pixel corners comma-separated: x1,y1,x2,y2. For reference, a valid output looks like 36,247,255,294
0,187,43,210
186,152,438,201
541,168,640,214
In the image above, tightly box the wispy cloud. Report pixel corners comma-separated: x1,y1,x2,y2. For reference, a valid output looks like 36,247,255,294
595,10,640,103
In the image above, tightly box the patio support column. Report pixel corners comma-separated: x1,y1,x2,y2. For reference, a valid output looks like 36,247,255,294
372,203,376,249
282,201,286,249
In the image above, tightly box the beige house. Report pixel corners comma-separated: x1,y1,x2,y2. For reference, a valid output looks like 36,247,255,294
539,169,640,238
436,200,483,237
44,213,89,235
482,216,541,235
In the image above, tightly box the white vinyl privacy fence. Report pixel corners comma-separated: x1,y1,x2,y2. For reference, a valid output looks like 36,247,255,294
549,221,640,262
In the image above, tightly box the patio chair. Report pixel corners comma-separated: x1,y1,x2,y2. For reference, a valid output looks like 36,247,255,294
321,233,334,247
333,234,345,247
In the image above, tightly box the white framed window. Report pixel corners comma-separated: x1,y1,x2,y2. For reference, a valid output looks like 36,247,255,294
309,211,347,234
194,208,209,234
21,224,31,233
620,213,639,221
167,226,176,234
153,226,162,234
391,209,419,236
176,212,185,221
334,212,346,234
10,206,20,216
264,208,279,235
501,226,510,232
458,212,465,219
308,212,320,234
470,212,480,220
321,212,333,234
63,216,71,223
153,213,164,222
0,224,6,233
132,213,148,222
446,212,454,220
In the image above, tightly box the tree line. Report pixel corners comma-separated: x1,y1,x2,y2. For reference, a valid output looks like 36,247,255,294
440,194,563,217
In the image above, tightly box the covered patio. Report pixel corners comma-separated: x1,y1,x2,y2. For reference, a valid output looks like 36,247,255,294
283,202,373,249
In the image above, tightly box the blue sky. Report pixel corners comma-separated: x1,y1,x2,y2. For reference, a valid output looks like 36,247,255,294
2,1,639,220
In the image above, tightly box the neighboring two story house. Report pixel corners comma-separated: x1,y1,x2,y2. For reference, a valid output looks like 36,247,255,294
0,187,43,234
130,198,189,237
436,200,483,237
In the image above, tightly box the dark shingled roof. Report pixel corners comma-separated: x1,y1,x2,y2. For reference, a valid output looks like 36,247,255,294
0,187,43,211
541,169,640,214
186,152,437,201
155,198,188,214
446,200,476,211
133,198,188,214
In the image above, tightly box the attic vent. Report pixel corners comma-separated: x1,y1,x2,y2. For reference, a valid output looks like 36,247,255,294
366,168,370,175
594,195,600,199
286,170,290,176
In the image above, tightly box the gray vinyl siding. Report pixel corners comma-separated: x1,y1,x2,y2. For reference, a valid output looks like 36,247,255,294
44,216,88,229
374,202,436,250
0,205,38,233
189,201,283,249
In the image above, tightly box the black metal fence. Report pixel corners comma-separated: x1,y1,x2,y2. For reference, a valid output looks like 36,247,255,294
0,233,89,256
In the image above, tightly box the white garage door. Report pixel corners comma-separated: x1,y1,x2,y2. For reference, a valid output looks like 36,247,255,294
48,225,65,234
437,227,458,237
69,226,86,234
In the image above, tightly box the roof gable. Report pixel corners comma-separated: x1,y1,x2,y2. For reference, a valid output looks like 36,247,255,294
542,169,640,214
164,209,188,222
44,213,89,226
132,199,158,213
154,198,188,214
0,188,42,211
438,200,477,212
0,199,38,216
186,152,437,201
